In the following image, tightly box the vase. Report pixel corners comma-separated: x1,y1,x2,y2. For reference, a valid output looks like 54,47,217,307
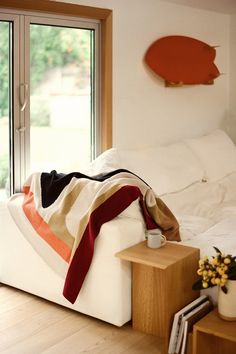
218,280,236,321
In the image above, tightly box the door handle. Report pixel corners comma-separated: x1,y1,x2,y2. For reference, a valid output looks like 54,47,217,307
20,83,29,112
15,126,26,133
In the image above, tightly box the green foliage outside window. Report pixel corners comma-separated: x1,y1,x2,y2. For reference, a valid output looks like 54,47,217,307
0,154,8,189
0,22,9,118
0,23,91,119
30,25,91,94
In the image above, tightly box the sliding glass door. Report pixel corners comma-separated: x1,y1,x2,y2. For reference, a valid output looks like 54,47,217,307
0,11,100,201
0,21,12,199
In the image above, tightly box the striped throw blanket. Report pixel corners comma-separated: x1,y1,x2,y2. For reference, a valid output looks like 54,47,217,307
10,169,180,303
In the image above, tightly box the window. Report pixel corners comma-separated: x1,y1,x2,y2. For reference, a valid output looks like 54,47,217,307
27,19,99,174
0,20,12,200
0,1,112,201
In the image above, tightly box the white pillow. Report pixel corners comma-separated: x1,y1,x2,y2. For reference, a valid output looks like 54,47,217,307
84,148,121,175
117,143,204,195
185,129,236,182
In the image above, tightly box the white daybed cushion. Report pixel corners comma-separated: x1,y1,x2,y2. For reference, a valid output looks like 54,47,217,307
117,143,204,196
0,199,145,326
85,148,121,175
185,129,236,182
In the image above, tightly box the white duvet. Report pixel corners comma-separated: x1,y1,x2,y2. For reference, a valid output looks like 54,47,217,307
162,172,236,258
160,172,236,303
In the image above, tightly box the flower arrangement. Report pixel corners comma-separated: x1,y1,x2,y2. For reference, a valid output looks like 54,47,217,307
192,247,236,294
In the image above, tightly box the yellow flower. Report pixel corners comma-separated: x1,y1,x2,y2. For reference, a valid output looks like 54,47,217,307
211,258,219,266
218,268,225,276
202,281,208,288
193,247,236,293
199,259,204,267
224,257,231,265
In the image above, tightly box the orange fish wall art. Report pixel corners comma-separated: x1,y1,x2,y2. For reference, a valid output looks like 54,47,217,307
144,35,220,86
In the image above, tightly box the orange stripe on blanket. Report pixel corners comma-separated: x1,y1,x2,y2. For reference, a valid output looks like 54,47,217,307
23,191,71,263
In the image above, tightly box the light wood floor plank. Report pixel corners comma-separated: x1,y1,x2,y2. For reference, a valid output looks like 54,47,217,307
0,285,162,353
0,301,71,351
40,320,127,354
0,288,61,332
0,286,32,313
1,313,91,354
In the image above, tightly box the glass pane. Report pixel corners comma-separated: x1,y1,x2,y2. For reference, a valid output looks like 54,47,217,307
30,24,94,174
0,21,11,200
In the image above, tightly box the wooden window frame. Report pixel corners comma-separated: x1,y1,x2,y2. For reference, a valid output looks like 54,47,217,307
0,0,112,151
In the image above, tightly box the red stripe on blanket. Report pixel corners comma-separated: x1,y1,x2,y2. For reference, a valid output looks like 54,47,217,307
63,185,154,304
23,189,71,262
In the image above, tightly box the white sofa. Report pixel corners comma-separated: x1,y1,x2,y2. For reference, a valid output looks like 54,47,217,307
1,128,236,325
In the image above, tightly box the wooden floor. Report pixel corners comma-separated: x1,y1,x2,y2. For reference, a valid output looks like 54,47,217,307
0,284,162,354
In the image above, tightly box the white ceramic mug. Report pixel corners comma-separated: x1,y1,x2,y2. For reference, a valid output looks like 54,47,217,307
146,229,167,249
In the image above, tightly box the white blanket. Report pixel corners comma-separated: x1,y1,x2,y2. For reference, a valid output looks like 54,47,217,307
161,172,236,303
162,172,236,261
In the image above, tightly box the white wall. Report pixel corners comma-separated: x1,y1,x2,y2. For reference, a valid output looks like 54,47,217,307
63,0,230,148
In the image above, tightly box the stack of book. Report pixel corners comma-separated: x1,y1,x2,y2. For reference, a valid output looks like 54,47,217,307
168,295,213,354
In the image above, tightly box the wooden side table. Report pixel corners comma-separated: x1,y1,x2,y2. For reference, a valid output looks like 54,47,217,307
193,308,236,354
116,241,200,354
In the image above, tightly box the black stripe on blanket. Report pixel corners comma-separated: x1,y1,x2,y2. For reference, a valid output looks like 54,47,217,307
40,169,149,208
